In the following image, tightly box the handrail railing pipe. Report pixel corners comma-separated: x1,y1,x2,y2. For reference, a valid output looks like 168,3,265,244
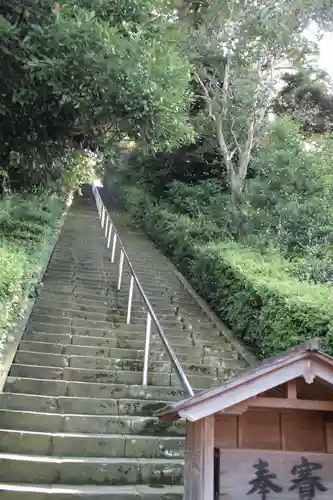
91,182,194,397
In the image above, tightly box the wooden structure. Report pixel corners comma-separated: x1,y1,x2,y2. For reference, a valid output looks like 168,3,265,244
157,339,333,500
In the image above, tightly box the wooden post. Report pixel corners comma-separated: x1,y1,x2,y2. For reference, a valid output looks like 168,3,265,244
184,415,215,500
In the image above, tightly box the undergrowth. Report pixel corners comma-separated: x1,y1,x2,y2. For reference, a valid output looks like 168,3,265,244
0,194,63,356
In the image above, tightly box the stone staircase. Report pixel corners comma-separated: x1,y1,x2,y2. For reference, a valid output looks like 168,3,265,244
0,189,250,499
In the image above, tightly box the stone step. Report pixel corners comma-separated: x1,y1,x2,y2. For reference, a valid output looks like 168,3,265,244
19,341,64,354
41,268,179,285
32,305,186,327
20,332,210,361
65,344,204,364
26,318,189,335
0,393,168,416
70,329,193,347
43,283,187,304
27,317,142,332
50,247,165,258
32,306,124,323
0,453,184,486
0,409,185,435
9,364,170,386
21,331,205,356
24,325,195,347
13,351,167,372
39,282,185,300
69,356,220,376
0,429,184,458
39,290,194,309
45,257,174,269
17,342,204,364
39,286,191,304
14,350,225,375
10,363,217,389
5,377,186,401
35,298,178,318
43,271,181,288
28,312,188,331
0,483,183,499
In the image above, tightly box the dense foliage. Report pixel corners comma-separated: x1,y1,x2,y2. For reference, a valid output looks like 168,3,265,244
117,180,333,358
0,0,193,191
274,70,333,133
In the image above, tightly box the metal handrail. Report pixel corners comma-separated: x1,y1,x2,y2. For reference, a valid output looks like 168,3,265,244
91,182,194,397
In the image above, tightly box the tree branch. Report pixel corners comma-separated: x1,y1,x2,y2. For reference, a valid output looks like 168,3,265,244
230,118,241,153
193,70,217,121
239,119,254,182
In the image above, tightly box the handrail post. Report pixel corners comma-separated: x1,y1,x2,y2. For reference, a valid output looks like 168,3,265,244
101,206,105,228
97,196,101,217
107,222,113,249
142,312,152,389
118,250,124,290
111,233,117,263
104,215,109,238
126,275,134,324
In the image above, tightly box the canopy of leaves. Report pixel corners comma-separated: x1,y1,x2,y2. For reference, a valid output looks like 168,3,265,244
0,0,193,189
274,70,333,133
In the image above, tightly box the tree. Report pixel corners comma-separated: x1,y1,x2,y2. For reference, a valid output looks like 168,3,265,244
189,0,333,211
244,117,333,254
274,70,333,133
0,0,193,189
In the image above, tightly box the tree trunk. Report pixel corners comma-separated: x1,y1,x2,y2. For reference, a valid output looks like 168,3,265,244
229,169,247,239
230,170,243,213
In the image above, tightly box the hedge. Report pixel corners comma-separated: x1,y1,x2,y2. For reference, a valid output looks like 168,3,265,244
120,184,333,358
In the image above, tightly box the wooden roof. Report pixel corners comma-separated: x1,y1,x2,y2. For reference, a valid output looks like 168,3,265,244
157,338,333,422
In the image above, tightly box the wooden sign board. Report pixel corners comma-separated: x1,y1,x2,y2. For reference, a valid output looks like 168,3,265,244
220,449,333,499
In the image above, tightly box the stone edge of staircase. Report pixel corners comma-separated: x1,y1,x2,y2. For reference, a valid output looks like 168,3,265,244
0,194,74,390
170,270,258,368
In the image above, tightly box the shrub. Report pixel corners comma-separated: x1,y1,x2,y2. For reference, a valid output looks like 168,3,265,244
0,245,30,347
0,196,62,247
0,195,63,354
243,119,333,257
166,180,225,217
121,184,333,358
189,243,333,358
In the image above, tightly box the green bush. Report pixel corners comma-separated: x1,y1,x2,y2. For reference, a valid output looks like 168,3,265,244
0,196,62,246
0,245,29,342
122,185,333,358
0,195,63,354
189,243,333,358
166,180,225,218
243,119,333,257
